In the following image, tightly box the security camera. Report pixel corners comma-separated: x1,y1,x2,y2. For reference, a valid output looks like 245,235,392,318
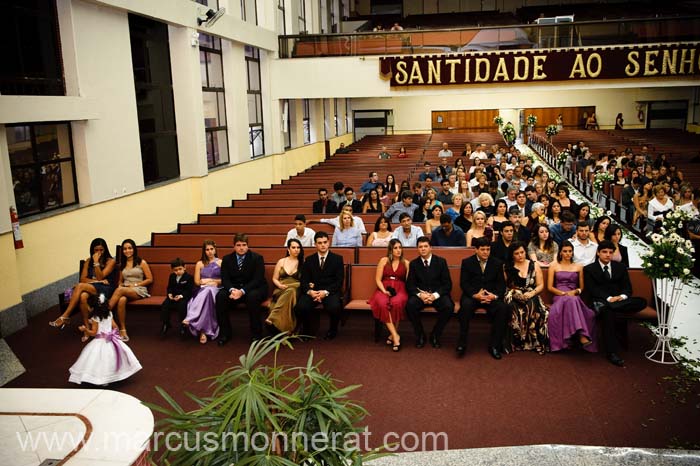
197,8,226,27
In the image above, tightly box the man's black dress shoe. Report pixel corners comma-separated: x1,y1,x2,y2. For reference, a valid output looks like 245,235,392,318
456,345,466,357
217,337,229,346
415,334,426,348
160,323,170,336
607,352,625,367
323,330,337,340
488,346,502,360
430,334,441,349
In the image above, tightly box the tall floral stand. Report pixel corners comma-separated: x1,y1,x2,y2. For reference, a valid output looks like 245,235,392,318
645,277,683,364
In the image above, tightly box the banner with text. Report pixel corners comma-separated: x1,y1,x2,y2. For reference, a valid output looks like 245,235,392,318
379,43,700,87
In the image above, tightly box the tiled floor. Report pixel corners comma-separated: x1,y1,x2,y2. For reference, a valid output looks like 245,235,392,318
0,389,152,465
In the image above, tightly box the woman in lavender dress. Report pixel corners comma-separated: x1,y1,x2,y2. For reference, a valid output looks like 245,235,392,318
546,241,597,352
183,240,222,344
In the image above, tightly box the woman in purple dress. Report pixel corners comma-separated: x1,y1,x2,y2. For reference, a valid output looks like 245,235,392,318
183,240,222,344
368,239,409,352
546,241,597,352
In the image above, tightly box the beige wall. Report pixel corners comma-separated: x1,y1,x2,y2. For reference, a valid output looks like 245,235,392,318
0,139,341,315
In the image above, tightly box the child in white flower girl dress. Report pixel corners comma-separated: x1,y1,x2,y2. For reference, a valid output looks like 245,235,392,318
69,294,142,385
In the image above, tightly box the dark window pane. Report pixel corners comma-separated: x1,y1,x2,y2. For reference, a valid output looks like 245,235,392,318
207,129,229,167
7,126,33,166
1,1,64,96
129,14,180,184
12,166,41,216
203,91,221,128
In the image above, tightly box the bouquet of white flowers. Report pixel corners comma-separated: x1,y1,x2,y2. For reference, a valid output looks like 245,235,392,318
502,123,516,144
556,149,570,168
545,124,559,137
593,172,614,192
662,207,694,233
641,231,695,282
527,114,537,126
493,115,504,127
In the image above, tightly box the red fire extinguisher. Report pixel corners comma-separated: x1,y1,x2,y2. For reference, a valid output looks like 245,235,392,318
10,206,24,249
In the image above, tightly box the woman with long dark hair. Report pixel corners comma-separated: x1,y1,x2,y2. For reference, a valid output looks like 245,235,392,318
108,239,153,342
50,238,118,332
265,238,304,333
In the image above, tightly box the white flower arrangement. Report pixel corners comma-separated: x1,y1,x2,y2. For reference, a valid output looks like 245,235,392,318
662,207,694,233
589,205,611,220
501,123,516,144
641,231,695,282
527,114,538,126
545,124,559,137
593,171,614,192
493,115,504,127
556,149,570,168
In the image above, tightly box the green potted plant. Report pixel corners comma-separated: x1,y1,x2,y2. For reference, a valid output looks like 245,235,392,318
545,124,559,142
145,333,384,465
493,115,503,127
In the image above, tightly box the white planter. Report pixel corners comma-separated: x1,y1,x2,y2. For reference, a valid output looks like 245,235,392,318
645,277,684,364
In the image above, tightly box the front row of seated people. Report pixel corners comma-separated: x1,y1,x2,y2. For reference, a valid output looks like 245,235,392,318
55,232,647,367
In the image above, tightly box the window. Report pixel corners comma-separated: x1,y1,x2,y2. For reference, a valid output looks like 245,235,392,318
298,0,307,33
303,99,311,144
282,100,291,149
277,0,287,35
241,0,258,25
200,33,229,168
334,98,339,136
1,0,64,96
129,14,180,185
193,0,218,6
245,46,264,158
6,123,78,218
346,98,352,133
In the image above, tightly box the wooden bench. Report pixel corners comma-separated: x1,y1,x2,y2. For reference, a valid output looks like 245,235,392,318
345,264,655,347
356,247,475,265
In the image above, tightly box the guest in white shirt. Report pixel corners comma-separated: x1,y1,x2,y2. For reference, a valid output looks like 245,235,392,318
285,214,316,247
570,222,597,266
647,184,674,231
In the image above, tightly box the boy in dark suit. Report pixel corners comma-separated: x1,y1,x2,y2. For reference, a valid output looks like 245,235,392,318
312,188,338,214
405,236,454,348
584,240,647,367
459,237,509,359
215,233,268,345
160,258,193,337
296,231,345,340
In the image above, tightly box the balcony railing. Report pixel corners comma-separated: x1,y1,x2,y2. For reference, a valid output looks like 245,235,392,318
279,16,700,58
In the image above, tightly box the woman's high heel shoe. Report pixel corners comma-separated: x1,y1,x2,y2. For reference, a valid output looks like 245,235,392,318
49,316,70,329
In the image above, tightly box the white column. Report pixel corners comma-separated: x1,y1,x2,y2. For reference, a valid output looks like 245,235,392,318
0,127,13,232
169,25,208,178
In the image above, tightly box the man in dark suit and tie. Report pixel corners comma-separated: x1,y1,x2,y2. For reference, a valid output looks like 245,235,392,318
584,240,647,367
215,233,268,345
312,188,338,214
405,236,454,348
160,257,193,337
458,237,509,359
296,231,344,340
338,187,363,214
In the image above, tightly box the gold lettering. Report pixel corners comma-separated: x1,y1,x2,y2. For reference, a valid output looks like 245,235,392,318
586,53,602,78
475,58,490,82
513,56,529,80
493,57,510,81
679,49,696,74
428,60,441,84
625,51,640,76
445,59,460,83
644,50,659,76
408,61,424,84
533,55,547,80
395,61,408,84
569,54,586,78
662,49,678,75
463,58,471,82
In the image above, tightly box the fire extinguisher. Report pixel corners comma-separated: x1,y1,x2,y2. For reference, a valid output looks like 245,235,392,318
10,206,24,249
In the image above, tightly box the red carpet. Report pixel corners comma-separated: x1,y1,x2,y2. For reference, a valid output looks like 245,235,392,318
6,307,700,451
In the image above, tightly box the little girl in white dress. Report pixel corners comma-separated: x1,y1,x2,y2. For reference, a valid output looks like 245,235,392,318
69,295,142,385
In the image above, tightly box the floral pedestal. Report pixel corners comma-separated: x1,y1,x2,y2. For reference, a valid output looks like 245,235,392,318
645,277,683,364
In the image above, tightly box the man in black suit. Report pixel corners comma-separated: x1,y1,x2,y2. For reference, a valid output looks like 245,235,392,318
338,187,363,213
458,237,509,359
312,188,338,214
490,221,514,263
405,236,454,348
215,233,268,345
160,257,193,337
584,240,647,367
296,231,344,340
